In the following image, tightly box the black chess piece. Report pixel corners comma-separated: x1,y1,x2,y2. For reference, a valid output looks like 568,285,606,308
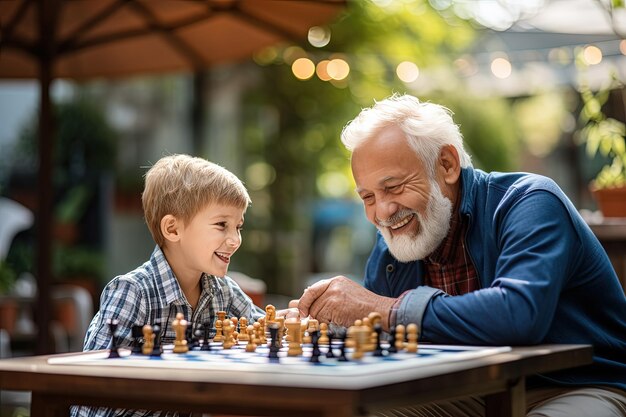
326,331,335,359
310,330,321,363
201,321,212,351
373,323,384,357
131,325,144,354
337,329,349,362
151,323,163,357
186,324,195,349
268,323,280,361
107,319,120,359
388,326,398,354
192,329,202,350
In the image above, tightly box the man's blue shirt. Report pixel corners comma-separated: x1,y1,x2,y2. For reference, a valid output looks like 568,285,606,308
364,167,626,390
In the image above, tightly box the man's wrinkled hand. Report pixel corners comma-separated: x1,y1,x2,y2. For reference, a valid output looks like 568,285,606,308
296,275,396,331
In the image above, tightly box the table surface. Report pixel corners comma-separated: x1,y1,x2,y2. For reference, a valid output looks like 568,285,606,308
0,343,593,417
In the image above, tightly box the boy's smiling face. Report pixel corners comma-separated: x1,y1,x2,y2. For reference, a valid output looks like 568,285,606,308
172,203,245,279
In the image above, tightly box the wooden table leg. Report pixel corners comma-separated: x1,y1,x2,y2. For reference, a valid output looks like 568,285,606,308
31,393,71,417
485,377,526,417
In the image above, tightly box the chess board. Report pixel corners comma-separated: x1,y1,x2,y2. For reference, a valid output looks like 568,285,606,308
48,342,511,388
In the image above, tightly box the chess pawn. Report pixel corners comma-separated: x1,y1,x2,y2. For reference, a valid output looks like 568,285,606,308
253,322,262,345
406,323,418,353
214,319,224,342
217,311,227,322
352,323,369,360
231,317,239,343
245,325,257,352
368,312,382,350
395,324,406,352
172,312,189,353
318,323,329,345
345,319,362,349
265,304,276,327
238,317,249,341
142,324,154,355
277,316,285,339
285,319,302,356
257,318,267,344
361,317,374,352
222,321,235,349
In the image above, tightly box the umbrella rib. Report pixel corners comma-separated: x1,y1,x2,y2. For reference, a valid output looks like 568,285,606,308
227,7,303,44
128,0,205,69
57,8,213,67
57,0,128,50
0,0,35,56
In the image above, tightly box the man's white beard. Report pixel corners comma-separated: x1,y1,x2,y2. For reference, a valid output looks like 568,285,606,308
377,182,452,262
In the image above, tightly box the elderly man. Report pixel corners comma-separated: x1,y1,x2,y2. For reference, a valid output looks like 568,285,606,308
296,94,626,416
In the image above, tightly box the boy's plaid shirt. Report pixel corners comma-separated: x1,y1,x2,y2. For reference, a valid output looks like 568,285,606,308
72,245,264,417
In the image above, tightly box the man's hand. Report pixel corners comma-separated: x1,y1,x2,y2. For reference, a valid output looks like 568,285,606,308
276,307,300,320
296,276,396,331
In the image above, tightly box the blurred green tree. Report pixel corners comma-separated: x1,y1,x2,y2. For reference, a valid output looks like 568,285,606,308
234,0,520,296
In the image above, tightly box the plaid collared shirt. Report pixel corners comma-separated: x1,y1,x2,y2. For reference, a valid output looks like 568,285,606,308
423,209,480,296
72,245,265,417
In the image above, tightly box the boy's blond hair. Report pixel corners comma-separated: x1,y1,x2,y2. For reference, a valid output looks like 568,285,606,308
142,154,251,247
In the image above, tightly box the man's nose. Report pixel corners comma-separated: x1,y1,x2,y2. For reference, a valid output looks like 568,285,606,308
375,199,399,224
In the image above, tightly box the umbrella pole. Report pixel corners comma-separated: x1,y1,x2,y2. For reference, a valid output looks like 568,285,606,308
35,0,59,355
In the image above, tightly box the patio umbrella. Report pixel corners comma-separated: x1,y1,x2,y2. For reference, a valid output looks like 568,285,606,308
0,0,346,354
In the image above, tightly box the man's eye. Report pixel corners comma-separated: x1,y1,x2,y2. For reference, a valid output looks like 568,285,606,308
386,185,401,192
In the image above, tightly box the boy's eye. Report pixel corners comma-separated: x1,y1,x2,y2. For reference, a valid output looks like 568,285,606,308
215,222,227,228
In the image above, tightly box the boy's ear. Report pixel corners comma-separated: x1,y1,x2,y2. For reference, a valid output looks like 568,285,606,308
160,214,181,242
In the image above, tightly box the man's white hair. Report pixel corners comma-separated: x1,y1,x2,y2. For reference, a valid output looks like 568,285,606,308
341,94,472,176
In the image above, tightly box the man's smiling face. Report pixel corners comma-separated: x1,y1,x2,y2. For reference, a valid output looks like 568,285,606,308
351,125,453,262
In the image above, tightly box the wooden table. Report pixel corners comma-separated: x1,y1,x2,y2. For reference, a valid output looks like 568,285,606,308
0,344,592,417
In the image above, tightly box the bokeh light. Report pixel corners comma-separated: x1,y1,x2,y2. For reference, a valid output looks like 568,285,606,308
292,57,316,80
253,47,278,65
453,56,477,77
316,60,332,81
491,57,512,79
283,46,307,65
327,58,350,80
396,61,420,83
582,45,602,65
317,171,351,198
548,47,571,65
245,162,276,191
308,26,331,48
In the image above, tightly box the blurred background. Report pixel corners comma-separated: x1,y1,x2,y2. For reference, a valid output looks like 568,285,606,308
1,0,625,372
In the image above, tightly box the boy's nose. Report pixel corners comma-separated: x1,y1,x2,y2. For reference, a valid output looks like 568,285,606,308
226,235,241,248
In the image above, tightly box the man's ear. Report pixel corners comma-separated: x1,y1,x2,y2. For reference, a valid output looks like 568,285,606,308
160,214,181,243
438,144,461,185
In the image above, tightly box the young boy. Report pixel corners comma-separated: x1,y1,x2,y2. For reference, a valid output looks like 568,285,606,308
73,154,267,417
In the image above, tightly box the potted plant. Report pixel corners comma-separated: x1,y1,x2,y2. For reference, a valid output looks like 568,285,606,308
577,71,626,217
